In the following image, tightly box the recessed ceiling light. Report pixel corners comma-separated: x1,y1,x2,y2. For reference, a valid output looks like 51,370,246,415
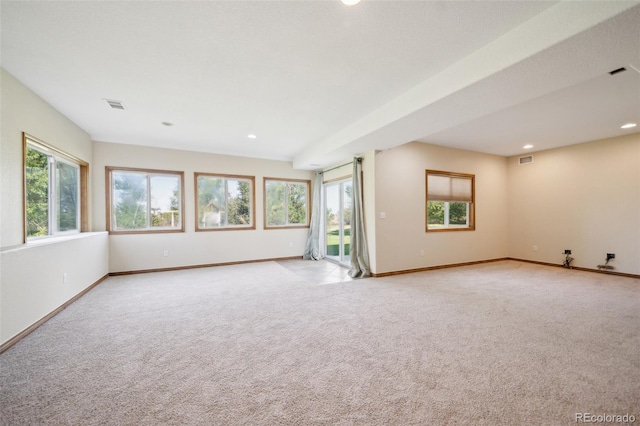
523,144,534,149
248,134,257,139
621,123,637,129
341,0,361,5
161,122,174,127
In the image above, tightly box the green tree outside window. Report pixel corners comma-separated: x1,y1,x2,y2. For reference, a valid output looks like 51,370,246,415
109,169,182,232
26,143,80,238
265,179,309,228
196,174,253,229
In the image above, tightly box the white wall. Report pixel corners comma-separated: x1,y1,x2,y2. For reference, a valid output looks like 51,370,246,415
0,68,108,346
92,141,314,273
1,69,93,247
1,233,108,344
508,133,640,275
373,142,509,274
362,151,377,274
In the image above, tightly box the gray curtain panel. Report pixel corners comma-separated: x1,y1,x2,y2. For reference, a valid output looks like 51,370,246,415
348,158,371,277
303,171,323,260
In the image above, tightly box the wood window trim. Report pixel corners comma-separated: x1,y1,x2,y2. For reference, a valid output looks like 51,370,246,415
263,177,311,230
105,166,185,235
425,169,475,233
194,172,256,232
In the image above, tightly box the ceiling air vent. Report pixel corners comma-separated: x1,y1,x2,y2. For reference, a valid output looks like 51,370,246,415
105,99,125,110
609,67,626,75
519,155,534,165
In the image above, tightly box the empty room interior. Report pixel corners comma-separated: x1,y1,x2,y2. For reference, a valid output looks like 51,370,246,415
1,1,639,424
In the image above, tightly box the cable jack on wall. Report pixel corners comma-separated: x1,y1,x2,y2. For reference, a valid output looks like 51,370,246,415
562,249,573,268
598,253,615,270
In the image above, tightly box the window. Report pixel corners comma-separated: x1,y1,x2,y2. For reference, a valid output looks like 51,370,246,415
24,134,87,240
426,170,475,231
106,167,184,233
195,173,255,230
264,178,310,228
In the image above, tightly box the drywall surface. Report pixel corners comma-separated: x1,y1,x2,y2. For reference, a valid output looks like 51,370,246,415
361,151,377,274
92,141,314,273
374,142,508,274
0,68,92,247
0,69,108,347
507,133,640,275
1,232,108,345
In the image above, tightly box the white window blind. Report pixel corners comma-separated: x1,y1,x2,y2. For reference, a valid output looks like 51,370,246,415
427,174,472,202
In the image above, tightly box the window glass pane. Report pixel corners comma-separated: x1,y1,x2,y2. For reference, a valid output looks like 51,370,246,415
325,184,340,255
266,181,286,226
108,168,183,233
150,175,180,228
265,179,309,228
427,201,445,229
26,147,50,237
56,161,79,232
227,179,252,226
449,202,468,226
343,182,352,260
112,171,148,230
287,182,307,225
197,176,225,228
24,136,85,240
196,174,253,230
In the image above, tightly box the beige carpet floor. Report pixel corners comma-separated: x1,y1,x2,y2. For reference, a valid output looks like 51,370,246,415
1,260,638,425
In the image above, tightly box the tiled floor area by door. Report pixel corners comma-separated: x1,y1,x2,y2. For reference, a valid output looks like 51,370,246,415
276,259,356,285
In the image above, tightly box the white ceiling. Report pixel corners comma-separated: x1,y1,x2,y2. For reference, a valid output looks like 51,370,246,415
1,1,639,170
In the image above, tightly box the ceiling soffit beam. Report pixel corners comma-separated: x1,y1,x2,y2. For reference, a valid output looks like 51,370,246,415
293,1,640,170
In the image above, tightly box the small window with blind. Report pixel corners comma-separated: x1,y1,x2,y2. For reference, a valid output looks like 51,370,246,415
425,170,475,232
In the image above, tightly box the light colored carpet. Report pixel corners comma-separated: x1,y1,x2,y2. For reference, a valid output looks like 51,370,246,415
1,260,638,425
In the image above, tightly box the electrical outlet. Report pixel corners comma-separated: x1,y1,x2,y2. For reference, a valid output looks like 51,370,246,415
607,253,615,260
163,250,169,257
420,249,424,256
533,245,538,252
63,272,67,284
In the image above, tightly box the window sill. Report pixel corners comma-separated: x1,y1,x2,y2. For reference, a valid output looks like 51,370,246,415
264,225,310,230
195,227,256,232
425,227,475,232
109,229,185,235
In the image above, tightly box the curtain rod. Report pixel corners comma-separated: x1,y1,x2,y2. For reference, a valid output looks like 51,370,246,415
321,157,362,174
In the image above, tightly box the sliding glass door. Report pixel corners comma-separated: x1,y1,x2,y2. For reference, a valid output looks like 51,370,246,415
324,179,352,265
